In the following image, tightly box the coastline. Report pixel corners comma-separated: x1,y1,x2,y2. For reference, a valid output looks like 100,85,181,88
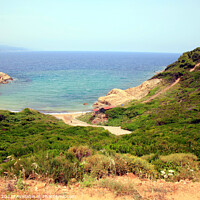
0,69,163,116
0,52,180,114
43,110,92,115
51,111,89,126
3,109,92,115
2,108,91,126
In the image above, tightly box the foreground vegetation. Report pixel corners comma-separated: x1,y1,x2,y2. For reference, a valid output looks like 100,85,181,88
0,48,200,185
1,146,199,184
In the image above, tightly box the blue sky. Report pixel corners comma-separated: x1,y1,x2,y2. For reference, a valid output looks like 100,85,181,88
1,0,200,53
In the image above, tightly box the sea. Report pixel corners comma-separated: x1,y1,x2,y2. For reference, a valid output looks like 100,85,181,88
0,51,180,113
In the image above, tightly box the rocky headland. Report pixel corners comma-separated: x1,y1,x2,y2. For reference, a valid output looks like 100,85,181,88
93,78,162,108
0,72,13,84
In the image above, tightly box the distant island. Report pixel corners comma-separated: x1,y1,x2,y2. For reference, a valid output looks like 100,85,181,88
0,45,28,52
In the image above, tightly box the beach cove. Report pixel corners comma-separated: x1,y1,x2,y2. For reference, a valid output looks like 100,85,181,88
0,51,179,113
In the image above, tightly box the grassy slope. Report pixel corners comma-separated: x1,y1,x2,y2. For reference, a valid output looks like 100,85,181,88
104,47,200,156
0,108,115,163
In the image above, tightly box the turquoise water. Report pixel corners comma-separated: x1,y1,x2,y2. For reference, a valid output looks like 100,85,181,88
0,51,180,113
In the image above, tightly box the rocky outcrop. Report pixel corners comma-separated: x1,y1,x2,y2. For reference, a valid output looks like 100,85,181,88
0,72,13,84
91,113,108,124
125,78,161,99
93,78,162,108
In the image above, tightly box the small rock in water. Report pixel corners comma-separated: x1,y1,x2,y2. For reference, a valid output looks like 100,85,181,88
0,72,13,84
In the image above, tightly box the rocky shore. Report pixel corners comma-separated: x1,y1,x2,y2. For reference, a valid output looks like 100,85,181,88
93,78,162,108
0,72,13,84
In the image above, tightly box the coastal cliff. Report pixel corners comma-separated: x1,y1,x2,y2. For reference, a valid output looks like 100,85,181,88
93,78,162,108
0,72,13,84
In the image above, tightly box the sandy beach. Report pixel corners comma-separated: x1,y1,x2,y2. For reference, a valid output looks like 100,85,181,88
51,112,132,136
51,112,86,125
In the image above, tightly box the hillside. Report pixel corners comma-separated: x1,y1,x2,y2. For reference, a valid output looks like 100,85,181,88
81,47,200,156
0,48,200,198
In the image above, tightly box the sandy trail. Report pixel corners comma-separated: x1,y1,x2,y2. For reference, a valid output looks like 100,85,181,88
143,78,180,103
52,113,132,136
143,62,199,103
190,62,200,72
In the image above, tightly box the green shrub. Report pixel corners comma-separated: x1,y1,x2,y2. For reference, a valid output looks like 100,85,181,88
113,154,129,176
99,177,142,198
80,174,97,187
50,156,74,184
83,154,116,179
153,153,199,181
77,112,94,124
141,153,159,162
68,146,93,161
159,153,198,166
0,152,84,184
114,154,157,179
106,107,126,119
99,149,116,157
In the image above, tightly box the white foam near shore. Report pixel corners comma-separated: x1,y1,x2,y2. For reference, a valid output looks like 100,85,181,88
5,109,92,115
43,110,92,115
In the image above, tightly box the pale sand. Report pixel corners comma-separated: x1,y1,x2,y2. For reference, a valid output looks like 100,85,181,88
51,112,84,125
51,112,132,136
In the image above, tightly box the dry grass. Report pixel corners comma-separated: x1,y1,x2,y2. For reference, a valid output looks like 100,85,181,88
1,174,200,200
98,177,142,199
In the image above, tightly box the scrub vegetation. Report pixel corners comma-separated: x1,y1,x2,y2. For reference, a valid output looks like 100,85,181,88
0,48,200,185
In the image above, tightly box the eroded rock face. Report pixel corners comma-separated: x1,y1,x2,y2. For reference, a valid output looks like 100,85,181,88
125,78,161,99
93,78,162,108
98,89,132,106
0,72,13,84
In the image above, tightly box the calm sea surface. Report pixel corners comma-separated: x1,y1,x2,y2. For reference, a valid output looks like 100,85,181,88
0,51,180,113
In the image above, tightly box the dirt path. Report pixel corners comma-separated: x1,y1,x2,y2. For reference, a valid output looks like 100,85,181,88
143,62,199,103
52,113,132,136
143,78,180,103
190,62,200,72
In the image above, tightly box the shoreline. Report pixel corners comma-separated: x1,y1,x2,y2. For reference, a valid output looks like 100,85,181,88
43,110,92,115
0,109,92,115
50,111,90,125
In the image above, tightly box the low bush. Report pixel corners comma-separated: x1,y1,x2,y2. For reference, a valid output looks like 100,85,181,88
83,154,116,179
114,154,158,179
80,174,97,187
68,146,93,161
152,153,199,181
77,112,94,124
141,153,159,162
159,153,198,166
98,177,142,198
0,151,84,184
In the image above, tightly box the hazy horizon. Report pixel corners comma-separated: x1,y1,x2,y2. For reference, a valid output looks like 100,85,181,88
1,0,200,53
0,45,183,54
